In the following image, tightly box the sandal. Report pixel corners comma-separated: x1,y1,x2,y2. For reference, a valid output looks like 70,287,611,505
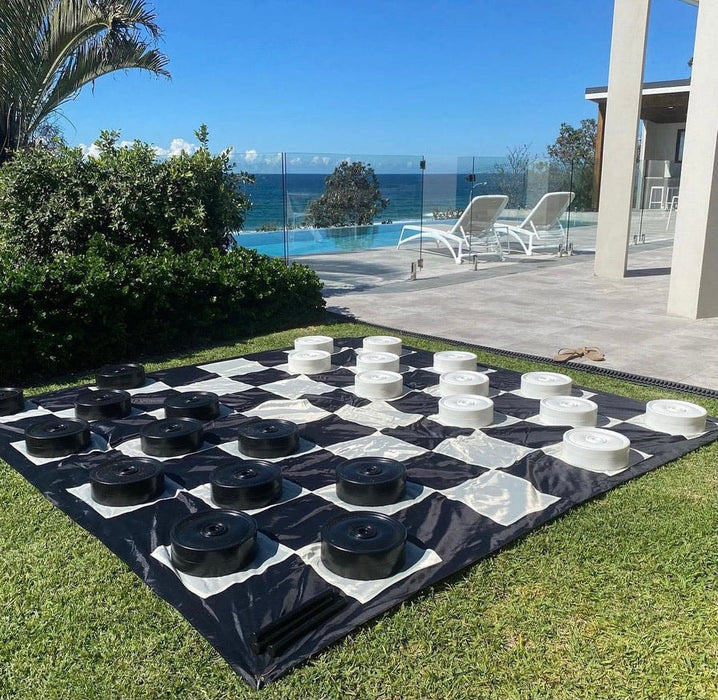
553,347,584,363
582,347,605,362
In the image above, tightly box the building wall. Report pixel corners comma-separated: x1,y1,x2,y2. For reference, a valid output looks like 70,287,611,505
643,120,686,164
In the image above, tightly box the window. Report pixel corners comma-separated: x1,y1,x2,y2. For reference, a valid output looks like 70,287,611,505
675,129,685,163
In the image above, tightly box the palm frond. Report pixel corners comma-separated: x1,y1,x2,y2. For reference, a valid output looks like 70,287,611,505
0,0,169,153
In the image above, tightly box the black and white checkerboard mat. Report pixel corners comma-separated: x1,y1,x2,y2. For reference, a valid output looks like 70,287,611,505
1,338,716,688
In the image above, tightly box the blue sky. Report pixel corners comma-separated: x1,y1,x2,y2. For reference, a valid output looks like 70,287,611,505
59,0,697,165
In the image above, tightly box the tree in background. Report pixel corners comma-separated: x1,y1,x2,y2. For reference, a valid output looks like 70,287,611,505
306,161,388,227
493,144,531,209
0,0,169,163
547,119,596,210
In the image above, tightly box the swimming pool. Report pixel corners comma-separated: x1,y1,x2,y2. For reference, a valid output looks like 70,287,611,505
234,222,409,257
234,214,589,258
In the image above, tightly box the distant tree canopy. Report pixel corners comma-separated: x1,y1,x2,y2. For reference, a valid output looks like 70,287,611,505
493,144,532,209
547,119,596,167
306,161,388,227
547,119,597,210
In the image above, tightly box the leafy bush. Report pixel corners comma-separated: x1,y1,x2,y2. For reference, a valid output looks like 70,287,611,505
0,126,252,260
0,241,325,383
306,161,388,227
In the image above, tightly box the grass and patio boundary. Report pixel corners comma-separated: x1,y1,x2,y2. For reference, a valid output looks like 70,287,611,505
1,320,715,699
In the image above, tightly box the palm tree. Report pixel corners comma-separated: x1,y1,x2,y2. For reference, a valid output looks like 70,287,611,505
0,0,170,163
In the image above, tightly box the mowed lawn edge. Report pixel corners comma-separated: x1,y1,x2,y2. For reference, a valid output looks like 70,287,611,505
1,321,716,700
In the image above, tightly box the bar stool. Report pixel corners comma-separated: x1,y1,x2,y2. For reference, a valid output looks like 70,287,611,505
666,195,679,231
648,186,665,209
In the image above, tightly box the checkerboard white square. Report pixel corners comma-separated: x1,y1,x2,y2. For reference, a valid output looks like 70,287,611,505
67,478,183,518
189,479,310,514
0,404,52,424
334,401,422,429
217,437,320,461
325,433,428,461
295,541,441,604
242,399,330,424
172,377,253,396
313,479,434,515
10,432,109,465
114,436,214,461
198,358,267,377
433,432,535,469
259,375,337,400
441,470,560,525
151,533,295,599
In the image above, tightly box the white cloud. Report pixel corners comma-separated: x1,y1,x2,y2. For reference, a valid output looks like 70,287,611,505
159,138,198,157
79,143,101,158
244,149,258,163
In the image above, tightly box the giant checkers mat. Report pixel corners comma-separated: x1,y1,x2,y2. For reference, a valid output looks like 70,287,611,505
1,337,716,689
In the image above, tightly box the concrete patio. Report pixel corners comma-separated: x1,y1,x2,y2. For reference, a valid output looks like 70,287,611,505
295,228,718,391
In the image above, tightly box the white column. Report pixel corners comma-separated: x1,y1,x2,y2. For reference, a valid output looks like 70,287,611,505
667,0,718,319
594,0,651,279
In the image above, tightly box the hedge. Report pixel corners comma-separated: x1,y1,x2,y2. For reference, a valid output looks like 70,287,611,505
0,242,325,383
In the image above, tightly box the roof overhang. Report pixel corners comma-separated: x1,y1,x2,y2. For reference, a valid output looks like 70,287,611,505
585,79,690,123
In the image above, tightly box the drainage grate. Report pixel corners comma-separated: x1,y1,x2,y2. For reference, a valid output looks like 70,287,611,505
328,312,718,400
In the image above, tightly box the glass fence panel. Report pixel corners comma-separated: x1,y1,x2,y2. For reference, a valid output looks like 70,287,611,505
282,152,422,262
230,151,286,258
631,158,681,248
230,151,603,267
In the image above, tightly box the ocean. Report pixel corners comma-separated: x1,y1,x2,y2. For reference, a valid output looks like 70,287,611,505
240,172,503,231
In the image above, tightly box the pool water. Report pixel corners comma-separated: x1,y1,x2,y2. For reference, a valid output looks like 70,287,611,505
234,223,409,257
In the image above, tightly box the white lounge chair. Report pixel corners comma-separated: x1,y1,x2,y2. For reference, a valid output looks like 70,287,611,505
396,195,508,264
497,191,575,256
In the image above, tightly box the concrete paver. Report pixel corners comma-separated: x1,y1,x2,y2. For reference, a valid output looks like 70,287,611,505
296,239,718,390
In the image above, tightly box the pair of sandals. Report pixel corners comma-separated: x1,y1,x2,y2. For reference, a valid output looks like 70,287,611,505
553,346,605,363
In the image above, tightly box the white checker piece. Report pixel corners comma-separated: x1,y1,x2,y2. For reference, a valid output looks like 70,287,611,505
433,433,535,469
67,478,184,518
313,480,434,516
242,399,330,424
151,533,295,599
259,375,337,400
441,470,560,526
523,412,620,429
296,541,441,604
541,441,652,474
172,377,253,396
624,411,710,438
427,410,521,430
324,432,428,461
511,387,596,401
422,365,498,376
0,403,52,423
189,479,310,514
197,358,267,377
334,401,423,429
273,361,338,376
217,437,320,462
424,383,501,398
11,433,109,465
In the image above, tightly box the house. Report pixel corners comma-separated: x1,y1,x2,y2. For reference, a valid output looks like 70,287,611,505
585,79,689,210
593,0,716,319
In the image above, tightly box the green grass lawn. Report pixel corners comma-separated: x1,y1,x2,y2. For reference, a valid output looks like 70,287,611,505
1,321,716,700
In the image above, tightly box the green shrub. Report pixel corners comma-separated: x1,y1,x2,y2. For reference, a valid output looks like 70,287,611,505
0,126,252,260
0,242,325,383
